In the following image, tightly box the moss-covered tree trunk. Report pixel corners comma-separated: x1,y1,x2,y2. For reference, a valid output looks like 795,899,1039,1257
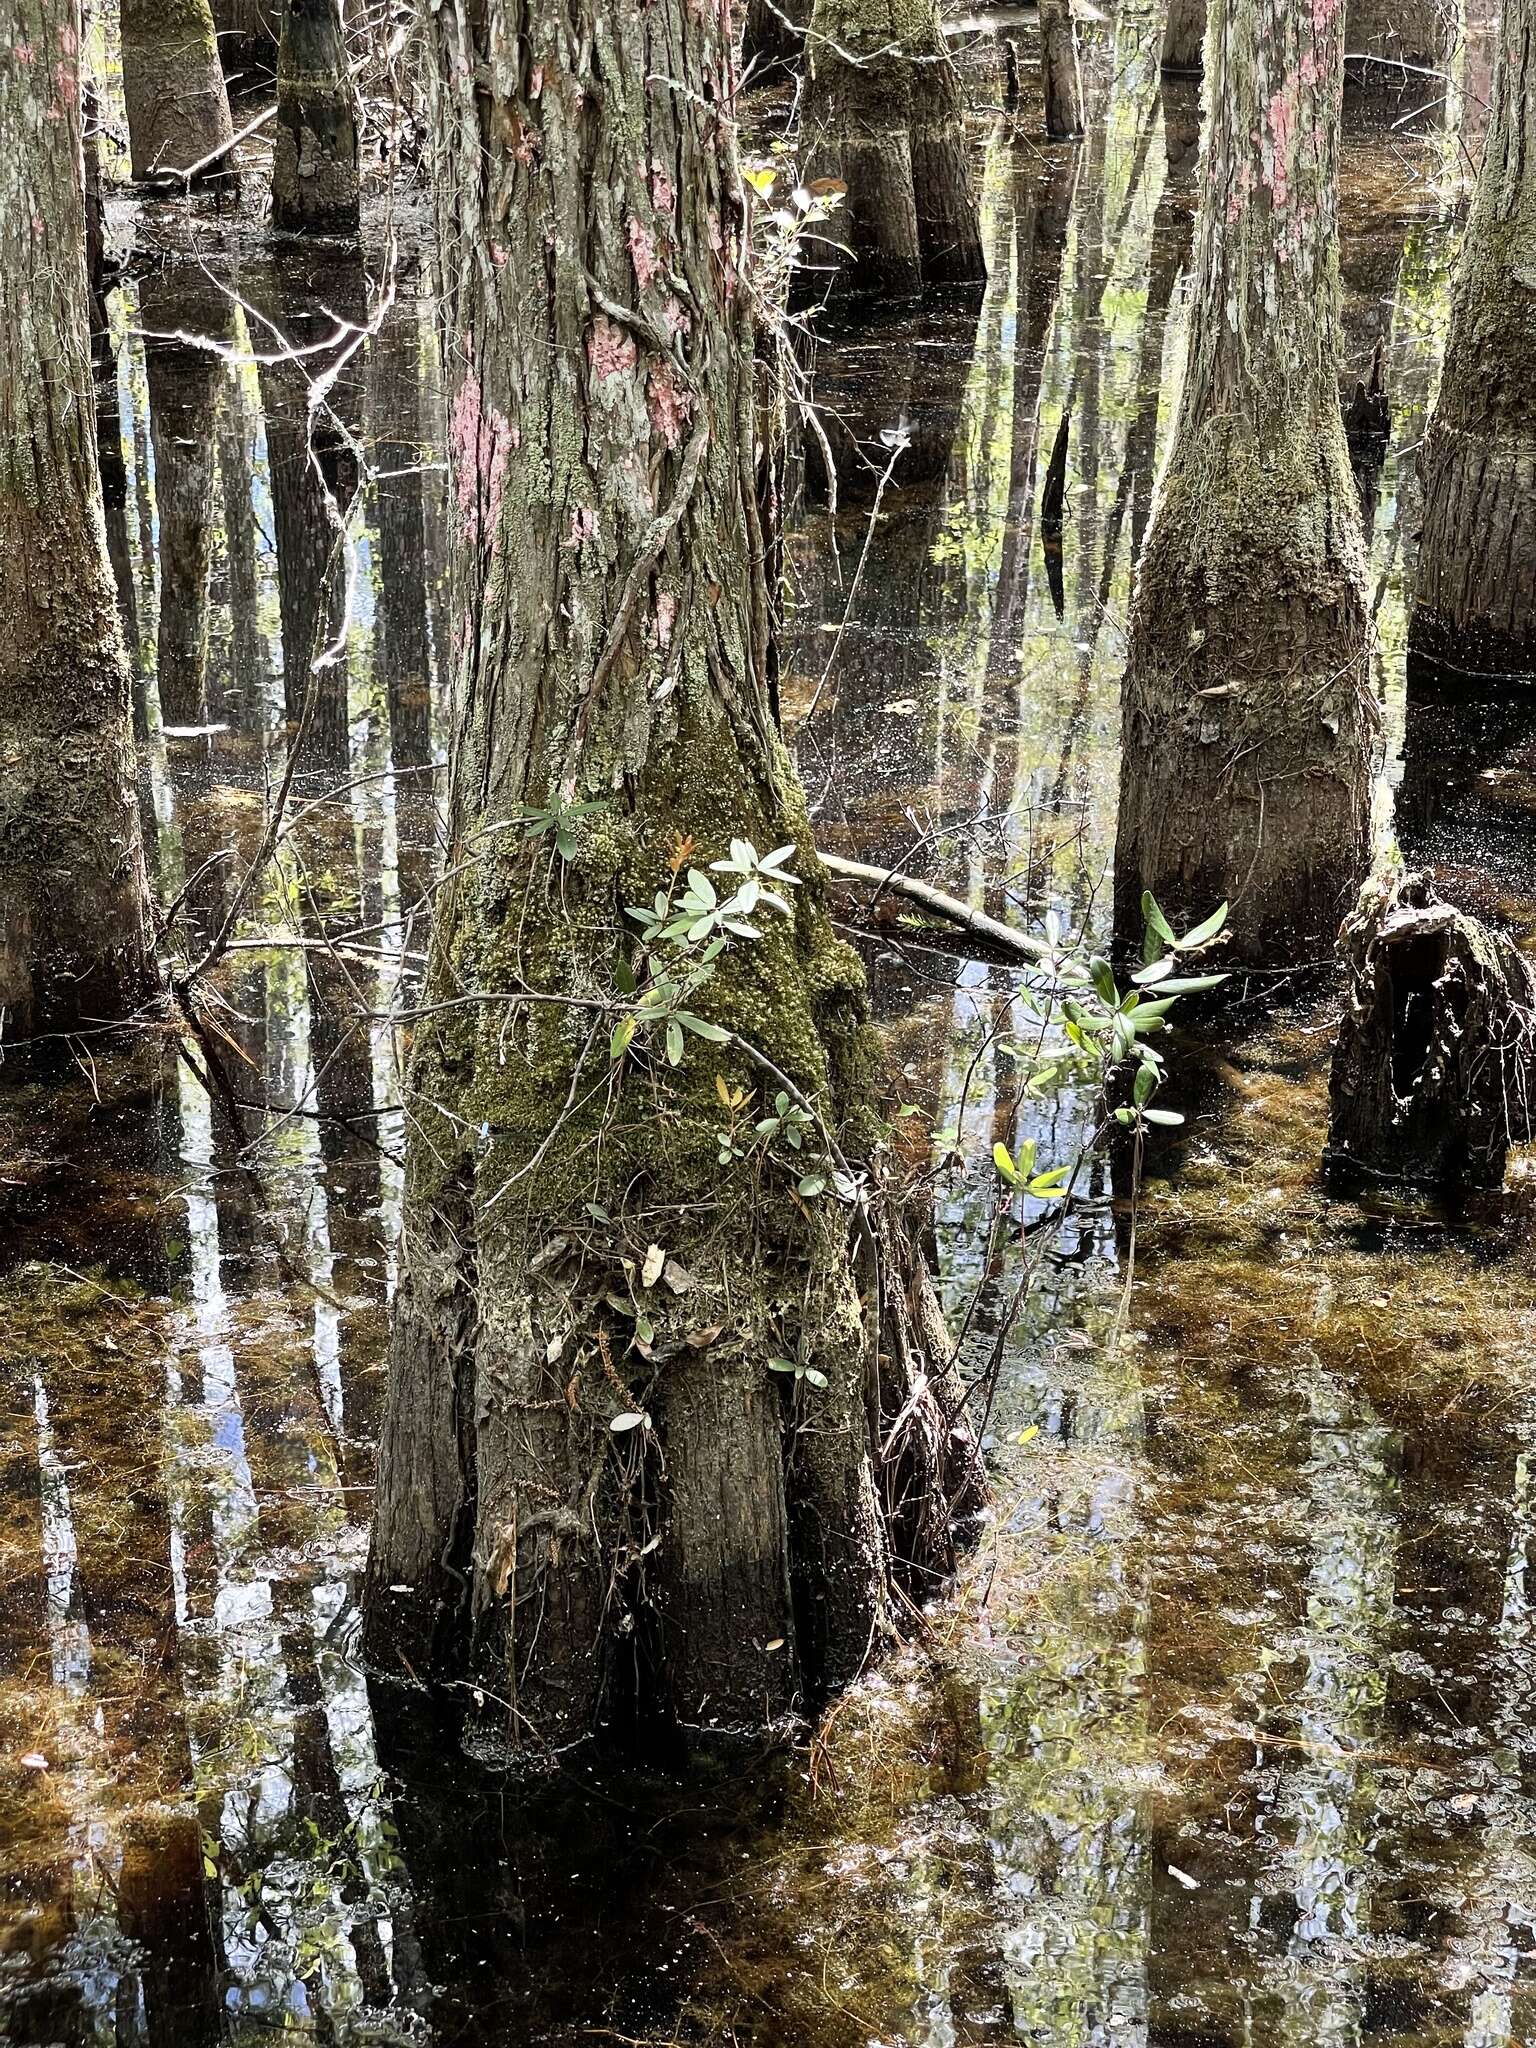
1161,0,1205,74
271,0,359,232
797,0,985,304
1411,0,1536,677
363,0,974,1750
1345,0,1453,84
1114,0,1375,969
0,0,155,1042
121,0,237,184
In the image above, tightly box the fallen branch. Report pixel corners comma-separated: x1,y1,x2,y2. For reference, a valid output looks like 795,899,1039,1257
818,852,1050,964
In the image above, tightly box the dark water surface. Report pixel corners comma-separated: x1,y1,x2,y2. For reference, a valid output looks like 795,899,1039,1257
5,10,1536,2044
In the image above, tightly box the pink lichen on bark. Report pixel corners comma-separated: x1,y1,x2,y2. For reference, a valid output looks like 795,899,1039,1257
587,314,638,381
565,506,598,549
655,591,677,649
646,361,692,449
664,294,691,338
628,216,660,291
450,350,514,548
651,168,675,216
1266,82,1296,207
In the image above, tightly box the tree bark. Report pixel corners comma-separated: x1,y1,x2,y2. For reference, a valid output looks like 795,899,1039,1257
363,0,974,1750
368,281,433,772
271,0,359,233
742,0,807,74
1327,868,1536,1189
797,0,985,305
140,269,237,731
1040,0,1083,139
1411,0,1536,677
1114,0,1376,970
0,0,156,1044
211,0,278,85
121,0,237,184
215,363,274,727
1161,0,1205,75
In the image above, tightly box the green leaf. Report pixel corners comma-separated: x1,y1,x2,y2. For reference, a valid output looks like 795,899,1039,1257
665,1019,684,1066
609,1015,637,1061
1133,1062,1156,1107
1114,1106,1135,1125
802,1367,829,1389
1132,972,1227,996
1089,955,1118,1007
613,955,637,995
769,1357,798,1373
797,1174,826,1198
676,1012,731,1042
1144,1107,1185,1126
610,1411,649,1432
1132,956,1173,987
556,826,577,861
1142,890,1176,947
992,1141,1019,1186
1177,902,1229,950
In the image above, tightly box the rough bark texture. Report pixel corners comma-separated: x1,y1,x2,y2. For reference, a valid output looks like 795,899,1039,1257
1411,0,1536,676
797,0,985,304
121,0,237,183
742,0,806,73
1115,0,1375,970
0,0,155,1043
272,0,360,232
369,282,433,770
1039,0,1083,139
363,0,974,1752
1161,0,1205,74
1345,0,1453,82
140,269,237,730
1327,869,1536,1189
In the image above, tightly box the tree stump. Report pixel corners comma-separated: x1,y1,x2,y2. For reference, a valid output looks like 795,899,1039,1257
1327,870,1536,1189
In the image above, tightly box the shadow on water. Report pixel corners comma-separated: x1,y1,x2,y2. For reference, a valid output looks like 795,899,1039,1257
6,8,1536,2043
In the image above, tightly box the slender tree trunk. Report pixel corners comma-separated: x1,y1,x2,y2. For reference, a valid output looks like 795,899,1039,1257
140,269,236,731
1345,0,1454,84
1411,0,1536,677
1,0,155,1043
216,367,275,725
797,0,985,304
1040,0,1083,139
121,0,237,184
363,0,974,1749
271,0,360,233
211,0,278,85
1114,0,1376,969
742,0,807,73
368,284,433,771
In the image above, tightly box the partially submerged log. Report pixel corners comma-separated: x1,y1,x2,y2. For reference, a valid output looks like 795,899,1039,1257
1327,871,1536,1188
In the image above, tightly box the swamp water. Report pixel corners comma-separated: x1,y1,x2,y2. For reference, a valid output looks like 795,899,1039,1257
4,11,1536,2043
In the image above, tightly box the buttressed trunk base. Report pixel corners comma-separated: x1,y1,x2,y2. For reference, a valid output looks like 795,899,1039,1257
1411,0,1536,677
271,0,360,233
798,0,985,304
1116,0,1376,969
363,0,977,1754
121,0,237,184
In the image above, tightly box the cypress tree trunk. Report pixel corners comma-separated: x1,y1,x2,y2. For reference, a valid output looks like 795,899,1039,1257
797,0,985,304
368,285,433,771
1161,0,1205,75
1040,0,1083,139
1411,0,1536,677
211,0,278,85
215,367,274,725
271,0,360,233
742,0,806,74
121,0,237,184
363,0,975,1749
140,270,236,731
1114,0,1375,969
1345,0,1453,84
1,0,156,1042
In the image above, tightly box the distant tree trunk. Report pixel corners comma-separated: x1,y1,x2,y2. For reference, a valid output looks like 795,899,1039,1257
271,0,359,233
1,0,155,1042
1162,0,1205,74
797,0,985,304
742,0,806,73
368,286,433,771
251,250,366,786
1327,869,1536,1189
140,270,236,731
1114,0,1375,969
1040,0,1083,139
1411,0,1536,677
211,0,278,85
121,0,237,184
1345,0,1453,84
216,367,274,726
363,0,976,1749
